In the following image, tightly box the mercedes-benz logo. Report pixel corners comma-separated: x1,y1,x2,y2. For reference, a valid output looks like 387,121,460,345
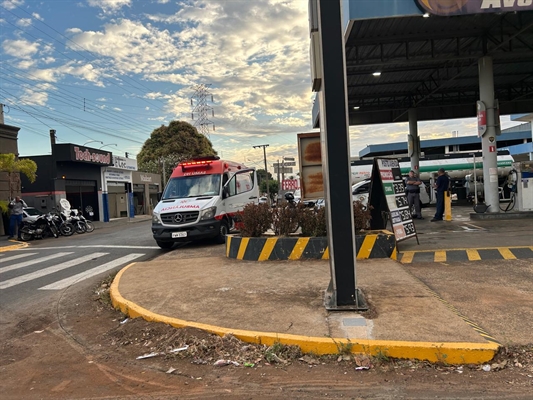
173,213,184,223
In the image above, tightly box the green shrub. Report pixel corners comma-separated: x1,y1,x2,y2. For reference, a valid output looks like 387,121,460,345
353,200,372,231
299,206,327,237
236,203,272,237
271,202,301,236
236,199,372,238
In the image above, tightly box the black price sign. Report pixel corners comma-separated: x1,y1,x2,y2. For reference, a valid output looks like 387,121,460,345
395,196,409,208
403,222,416,236
393,181,405,195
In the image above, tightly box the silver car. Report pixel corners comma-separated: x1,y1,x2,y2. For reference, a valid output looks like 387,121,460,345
22,207,43,223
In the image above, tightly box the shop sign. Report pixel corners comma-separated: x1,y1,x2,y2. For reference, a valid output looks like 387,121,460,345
113,155,138,171
72,146,112,165
416,0,533,16
140,174,153,182
105,170,131,182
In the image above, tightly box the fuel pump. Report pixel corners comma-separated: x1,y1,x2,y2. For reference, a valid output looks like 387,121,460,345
513,162,533,211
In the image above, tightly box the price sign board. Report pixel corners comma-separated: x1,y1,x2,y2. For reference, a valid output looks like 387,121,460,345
369,158,418,244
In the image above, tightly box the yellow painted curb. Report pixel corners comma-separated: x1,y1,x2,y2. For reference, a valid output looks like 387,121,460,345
0,241,29,252
110,264,499,365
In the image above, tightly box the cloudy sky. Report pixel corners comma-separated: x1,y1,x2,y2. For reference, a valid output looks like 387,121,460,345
0,0,522,174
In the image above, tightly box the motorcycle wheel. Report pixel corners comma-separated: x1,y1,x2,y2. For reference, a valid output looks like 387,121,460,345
60,223,75,236
75,222,87,234
50,225,59,238
84,221,95,233
20,230,33,241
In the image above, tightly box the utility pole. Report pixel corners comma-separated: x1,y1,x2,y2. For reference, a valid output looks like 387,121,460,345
253,144,269,202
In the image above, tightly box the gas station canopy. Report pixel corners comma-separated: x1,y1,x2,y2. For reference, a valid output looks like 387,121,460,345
312,2,533,127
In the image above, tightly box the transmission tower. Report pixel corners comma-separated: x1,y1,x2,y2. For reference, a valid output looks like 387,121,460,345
191,84,215,138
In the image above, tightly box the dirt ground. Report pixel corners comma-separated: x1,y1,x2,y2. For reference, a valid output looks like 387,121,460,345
0,276,532,400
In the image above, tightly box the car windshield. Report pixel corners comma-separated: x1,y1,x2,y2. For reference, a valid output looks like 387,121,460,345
162,174,222,199
24,208,41,216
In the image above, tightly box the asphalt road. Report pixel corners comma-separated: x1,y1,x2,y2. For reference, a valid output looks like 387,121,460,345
0,220,160,310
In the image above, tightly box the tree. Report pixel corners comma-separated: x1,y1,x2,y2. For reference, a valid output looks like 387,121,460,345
261,180,279,201
0,153,37,235
137,121,217,182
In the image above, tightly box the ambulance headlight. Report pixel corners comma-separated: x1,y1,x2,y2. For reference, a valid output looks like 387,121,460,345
152,212,162,224
200,206,216,220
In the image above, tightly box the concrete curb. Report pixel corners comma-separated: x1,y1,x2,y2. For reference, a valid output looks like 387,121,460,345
226,231,397,261
0,240,29,252
110,263,499,364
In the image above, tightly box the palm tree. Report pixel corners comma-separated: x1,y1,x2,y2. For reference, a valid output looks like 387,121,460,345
0,153,37,235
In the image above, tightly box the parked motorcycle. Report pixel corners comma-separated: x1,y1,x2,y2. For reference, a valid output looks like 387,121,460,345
50,209,75,236
19,213,59,241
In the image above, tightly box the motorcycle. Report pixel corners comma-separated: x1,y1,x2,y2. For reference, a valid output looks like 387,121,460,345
19,213,59,241
50,209,75,236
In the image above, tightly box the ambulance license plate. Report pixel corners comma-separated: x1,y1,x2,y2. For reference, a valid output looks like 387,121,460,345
172,231,187,238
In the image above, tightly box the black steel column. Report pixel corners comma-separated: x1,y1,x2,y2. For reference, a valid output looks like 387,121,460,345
317,0,361,309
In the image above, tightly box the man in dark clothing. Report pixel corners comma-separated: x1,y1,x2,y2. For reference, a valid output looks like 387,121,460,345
432,168,450,222
405,170,424,219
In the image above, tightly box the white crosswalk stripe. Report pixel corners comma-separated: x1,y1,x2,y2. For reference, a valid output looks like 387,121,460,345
0,253,38,263
0,253,109,289
39,253,145,290
0,252,74,274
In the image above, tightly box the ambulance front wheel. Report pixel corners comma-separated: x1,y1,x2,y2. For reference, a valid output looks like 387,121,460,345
214,221,229,244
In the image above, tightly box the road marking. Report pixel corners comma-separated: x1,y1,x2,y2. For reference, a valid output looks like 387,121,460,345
0,253,109,289
0,253,74,274
401,251,415,264
466,249,481,261
18,245,159,250
498,248,517,260
38,253,145,290
0,253,38,263
434,250,446,263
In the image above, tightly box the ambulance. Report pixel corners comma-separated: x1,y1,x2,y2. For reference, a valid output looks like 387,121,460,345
151,156,259,249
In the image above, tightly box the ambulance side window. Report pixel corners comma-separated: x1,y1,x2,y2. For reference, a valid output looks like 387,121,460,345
236,172,253,194
225,171,254,197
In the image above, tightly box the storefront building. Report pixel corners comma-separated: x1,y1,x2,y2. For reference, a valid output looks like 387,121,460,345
21,141,112,220
102,155,137,221
132,171,162,217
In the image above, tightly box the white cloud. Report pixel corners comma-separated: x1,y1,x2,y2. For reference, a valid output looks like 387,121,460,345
20,83,54,106
16,18,31,27
87,0,131,13
2,39,39,59
1,0,24,11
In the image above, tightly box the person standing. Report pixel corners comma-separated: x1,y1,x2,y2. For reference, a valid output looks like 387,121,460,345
405,170,424,219
432,168,450,222
8,196,27,240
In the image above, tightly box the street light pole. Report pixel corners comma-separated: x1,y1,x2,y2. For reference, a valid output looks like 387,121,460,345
83,140,103,146
253,144,269,202
99,143,118,150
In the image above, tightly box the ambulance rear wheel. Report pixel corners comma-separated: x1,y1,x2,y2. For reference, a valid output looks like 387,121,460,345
214,221,229,244
156,241,174,249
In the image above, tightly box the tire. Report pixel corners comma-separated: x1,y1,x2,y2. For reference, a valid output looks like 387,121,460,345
20,230,33,241
84,221,95,233
214,221,229,244
75,222,86,234
156,241,174,249
50,225,59,238
60,223,75,236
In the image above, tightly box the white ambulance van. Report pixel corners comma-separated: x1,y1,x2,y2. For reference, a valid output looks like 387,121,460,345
151,156,259,249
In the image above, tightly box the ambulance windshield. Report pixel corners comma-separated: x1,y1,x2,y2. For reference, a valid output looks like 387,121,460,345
162,174,222,199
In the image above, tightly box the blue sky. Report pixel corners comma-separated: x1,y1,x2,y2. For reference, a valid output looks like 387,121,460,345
0,0,523,175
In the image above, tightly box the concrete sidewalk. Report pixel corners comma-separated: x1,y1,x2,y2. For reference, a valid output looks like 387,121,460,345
111,255,500,364
110,205,533,364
